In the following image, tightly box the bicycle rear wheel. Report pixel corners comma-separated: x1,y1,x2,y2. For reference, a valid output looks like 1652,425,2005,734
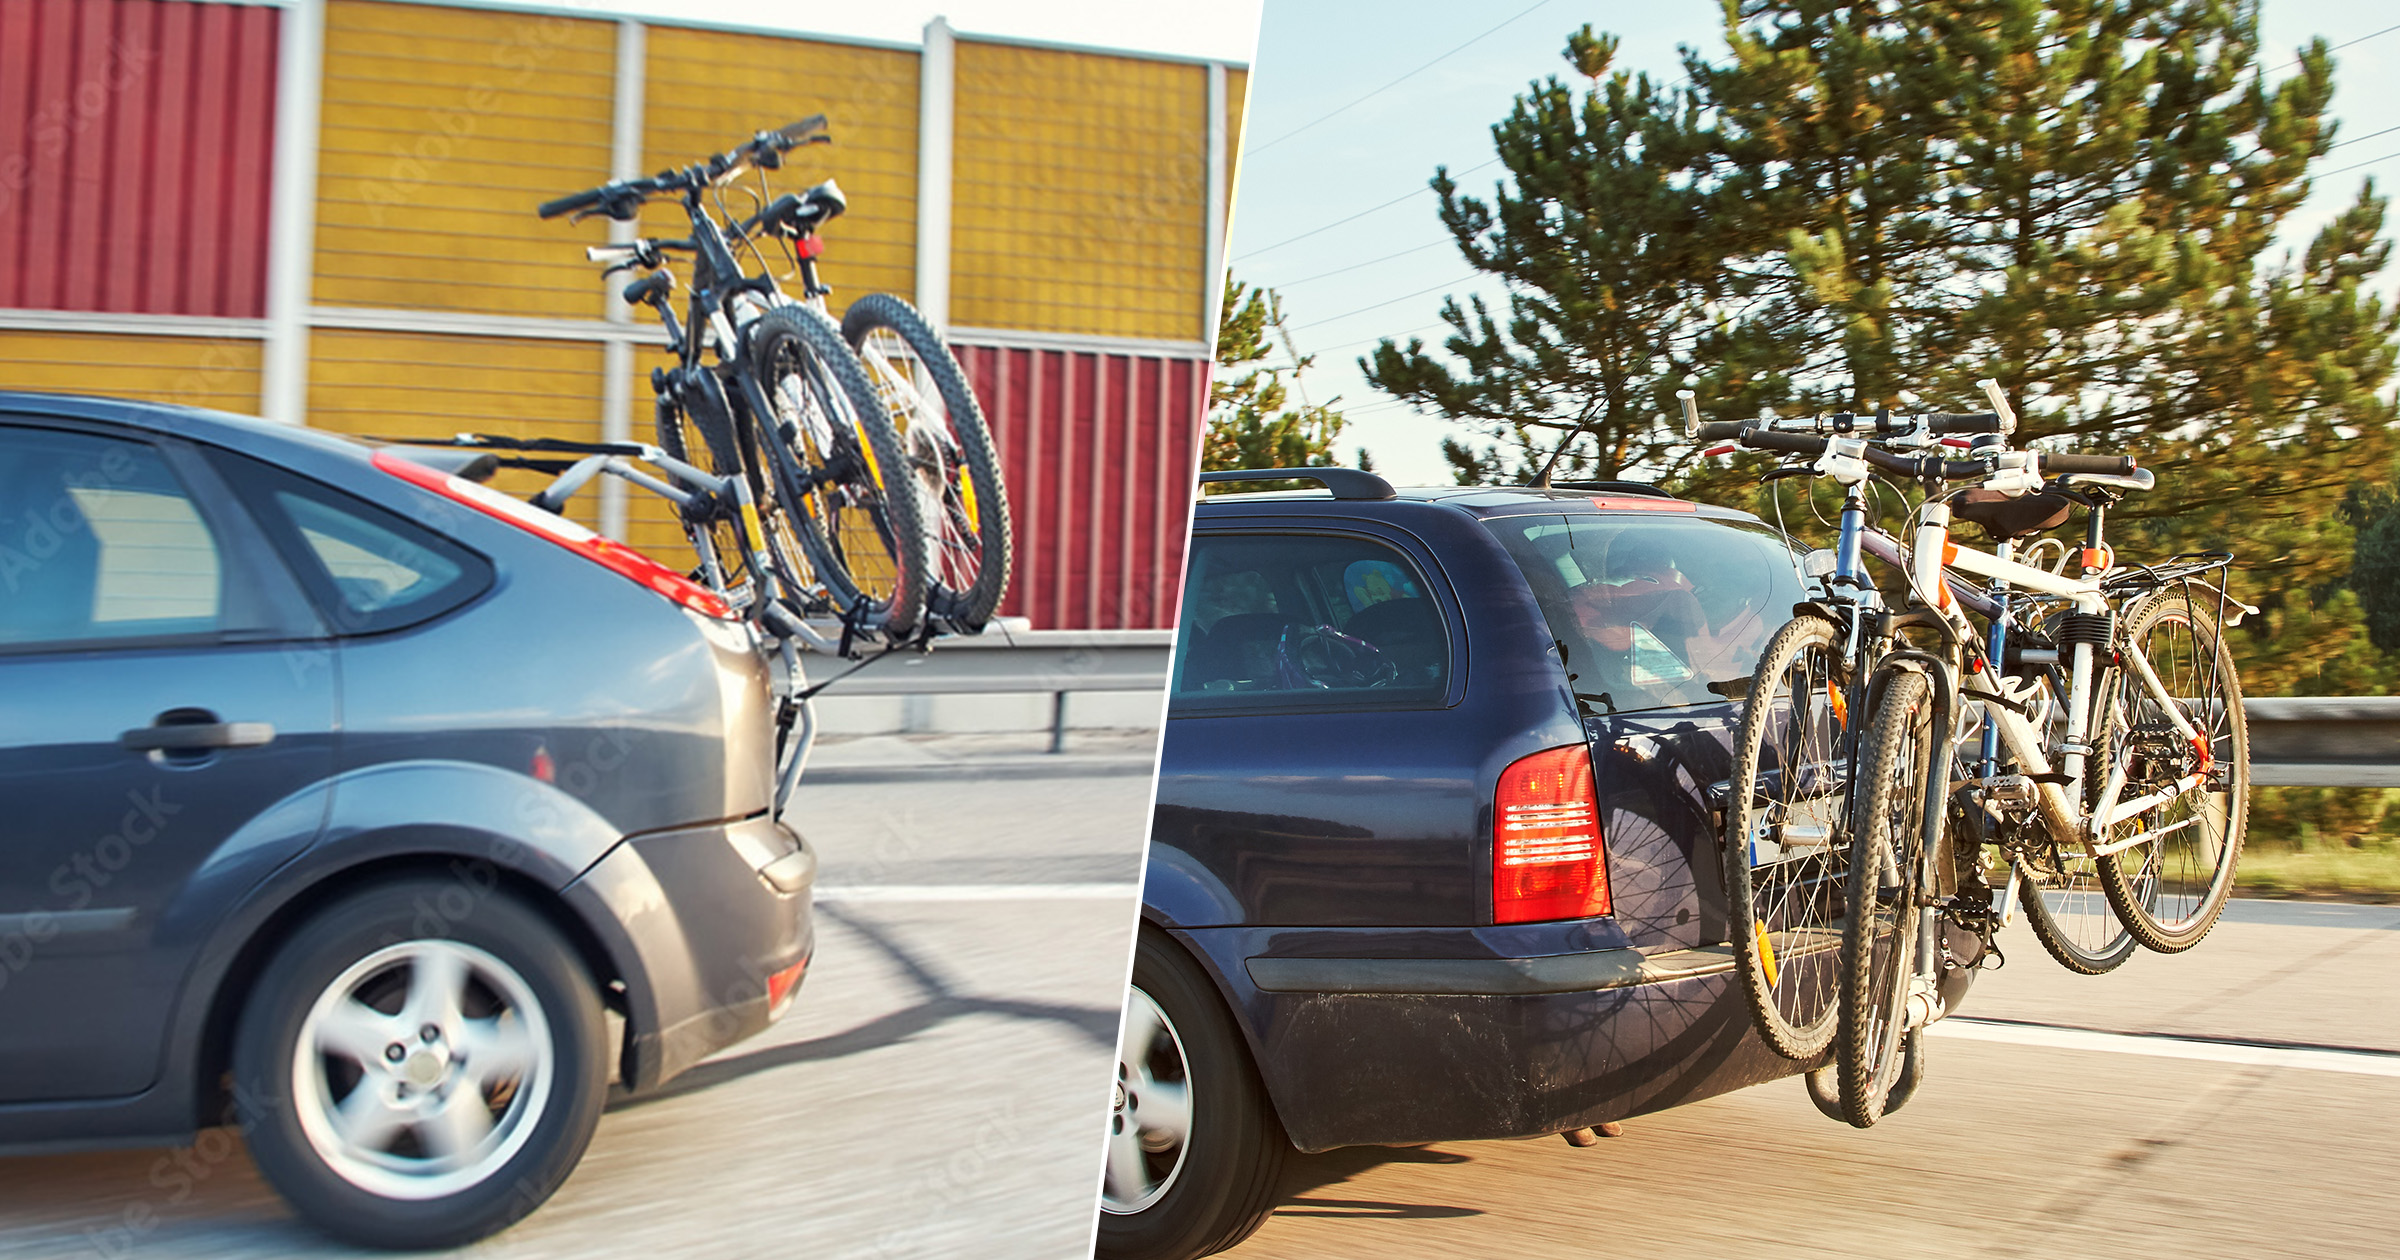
2015,847,2137,975
748,304,933,641
842,293,1013,633
1723,614,1851,1060
1838,667,1931,1129
2094,589,2249,953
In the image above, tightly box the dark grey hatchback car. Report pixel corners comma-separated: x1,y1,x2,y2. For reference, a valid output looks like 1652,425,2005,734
0,393,815,1247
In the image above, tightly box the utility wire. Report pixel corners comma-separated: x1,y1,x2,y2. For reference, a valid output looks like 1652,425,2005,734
1233,159,1501,261
1271,239,1456,289
2328,122,2400,152
1291,273,1485,333
2300,20,2400,67
1246,0,1558,156
2314,144,2400,181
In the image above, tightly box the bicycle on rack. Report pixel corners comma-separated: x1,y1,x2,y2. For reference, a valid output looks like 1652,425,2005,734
536,117,936,644
724,173,1012,633
1694,392,2002,1083
1696,381,2250,1128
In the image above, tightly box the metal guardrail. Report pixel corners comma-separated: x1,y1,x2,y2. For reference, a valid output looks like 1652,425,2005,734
817,625,1172,752
2246,697,2400,788
814,640,2391,776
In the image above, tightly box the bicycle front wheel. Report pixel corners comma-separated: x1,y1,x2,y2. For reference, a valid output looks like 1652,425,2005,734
2094,589,2249,953
748,304,933,641
1723,614,1851,1060
1838,667,1932,1129
843,293,1013,633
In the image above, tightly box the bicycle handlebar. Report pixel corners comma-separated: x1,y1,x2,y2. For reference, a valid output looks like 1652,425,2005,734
1690,409,1988,442
539,116,830,221
538,186,609,220
1733,427,2128,479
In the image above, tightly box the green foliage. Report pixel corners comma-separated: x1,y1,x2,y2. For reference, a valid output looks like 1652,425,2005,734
1206,276,1348,490
2351,478,2400,653
1367,0,2400,698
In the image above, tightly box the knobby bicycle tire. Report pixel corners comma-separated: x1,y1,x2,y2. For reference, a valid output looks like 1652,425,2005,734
842,293,1013,633
1838,667,1932,1128
653,378,791,607
1724,614,1851,1060
2093,588,2249,953
747,303,933,641
1999,612,2140,974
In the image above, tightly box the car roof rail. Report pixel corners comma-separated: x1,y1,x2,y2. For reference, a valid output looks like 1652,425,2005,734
1197,467,1397,500
1537,479,1680,499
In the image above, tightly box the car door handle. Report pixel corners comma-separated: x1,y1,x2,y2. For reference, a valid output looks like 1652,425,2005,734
119,722,277,753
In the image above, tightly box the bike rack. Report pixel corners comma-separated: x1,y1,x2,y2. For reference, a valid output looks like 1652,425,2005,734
373,432,967,817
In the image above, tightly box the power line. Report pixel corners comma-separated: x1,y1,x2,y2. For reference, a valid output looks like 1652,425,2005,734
1291,273,1486,334
2306,20,2400,66
2329,122,2400,152
2313,144,2400,182
1246,0,1559,157
1269,239,1456,289
1233,159,1501,261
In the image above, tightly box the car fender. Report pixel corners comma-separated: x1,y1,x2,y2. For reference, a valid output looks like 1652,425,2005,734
155,760,634,1128
1138,845,1243,929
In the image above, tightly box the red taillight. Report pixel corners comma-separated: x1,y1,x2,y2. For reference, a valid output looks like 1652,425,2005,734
372,450,732,619
766,958,808,1013
1493,744,1609,924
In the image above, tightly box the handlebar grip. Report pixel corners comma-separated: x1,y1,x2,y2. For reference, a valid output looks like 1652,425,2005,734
538,188,604,220
1928,411,2001,434
2040,452,2135,475
1693,420,1749,442
1745,430,1828,456
774,115,830,146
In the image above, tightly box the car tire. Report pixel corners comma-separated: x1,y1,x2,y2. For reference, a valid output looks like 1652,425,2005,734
1096,930,1287,1260
232,876,609,1249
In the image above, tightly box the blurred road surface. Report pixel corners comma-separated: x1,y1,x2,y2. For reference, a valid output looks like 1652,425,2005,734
1235,898,2400,1259
0,733,1152,1260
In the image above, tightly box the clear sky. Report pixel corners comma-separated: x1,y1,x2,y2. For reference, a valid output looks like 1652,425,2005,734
1226,1,2400,485
602,0,1262,63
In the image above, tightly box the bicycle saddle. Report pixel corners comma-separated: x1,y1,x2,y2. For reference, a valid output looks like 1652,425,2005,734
2059,467,2154,493
798,178,847,225
1949,487,2074,540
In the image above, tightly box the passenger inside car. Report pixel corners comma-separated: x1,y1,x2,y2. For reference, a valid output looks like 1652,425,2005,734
1484,515,1803,712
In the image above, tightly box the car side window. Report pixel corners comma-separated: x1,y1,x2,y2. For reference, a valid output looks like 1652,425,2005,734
0,426,227,648
208,450,491,636
1173,531,1450,712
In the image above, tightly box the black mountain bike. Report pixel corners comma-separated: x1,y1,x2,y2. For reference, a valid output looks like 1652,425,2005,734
538,117,934,643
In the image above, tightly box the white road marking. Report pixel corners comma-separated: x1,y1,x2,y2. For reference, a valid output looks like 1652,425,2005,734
815,883,1138,903
1934,1018,2400,1078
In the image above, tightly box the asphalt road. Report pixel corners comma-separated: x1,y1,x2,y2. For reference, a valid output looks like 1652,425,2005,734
0,739,1153,1260
1233,898,2400,1259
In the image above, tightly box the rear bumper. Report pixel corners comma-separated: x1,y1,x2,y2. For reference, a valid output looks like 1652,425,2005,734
1176,922,1803,1152
566,813,816,1092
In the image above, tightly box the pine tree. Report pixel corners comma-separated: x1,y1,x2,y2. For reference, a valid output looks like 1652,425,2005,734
1205,276,1348,485
1364,0,2399,688
1364,29,1773,484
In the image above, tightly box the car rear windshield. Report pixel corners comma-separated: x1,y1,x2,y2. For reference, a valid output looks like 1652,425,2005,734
1482,512,1803,714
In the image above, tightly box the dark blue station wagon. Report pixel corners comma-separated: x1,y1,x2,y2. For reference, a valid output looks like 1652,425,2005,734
1100,470,1831,1260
